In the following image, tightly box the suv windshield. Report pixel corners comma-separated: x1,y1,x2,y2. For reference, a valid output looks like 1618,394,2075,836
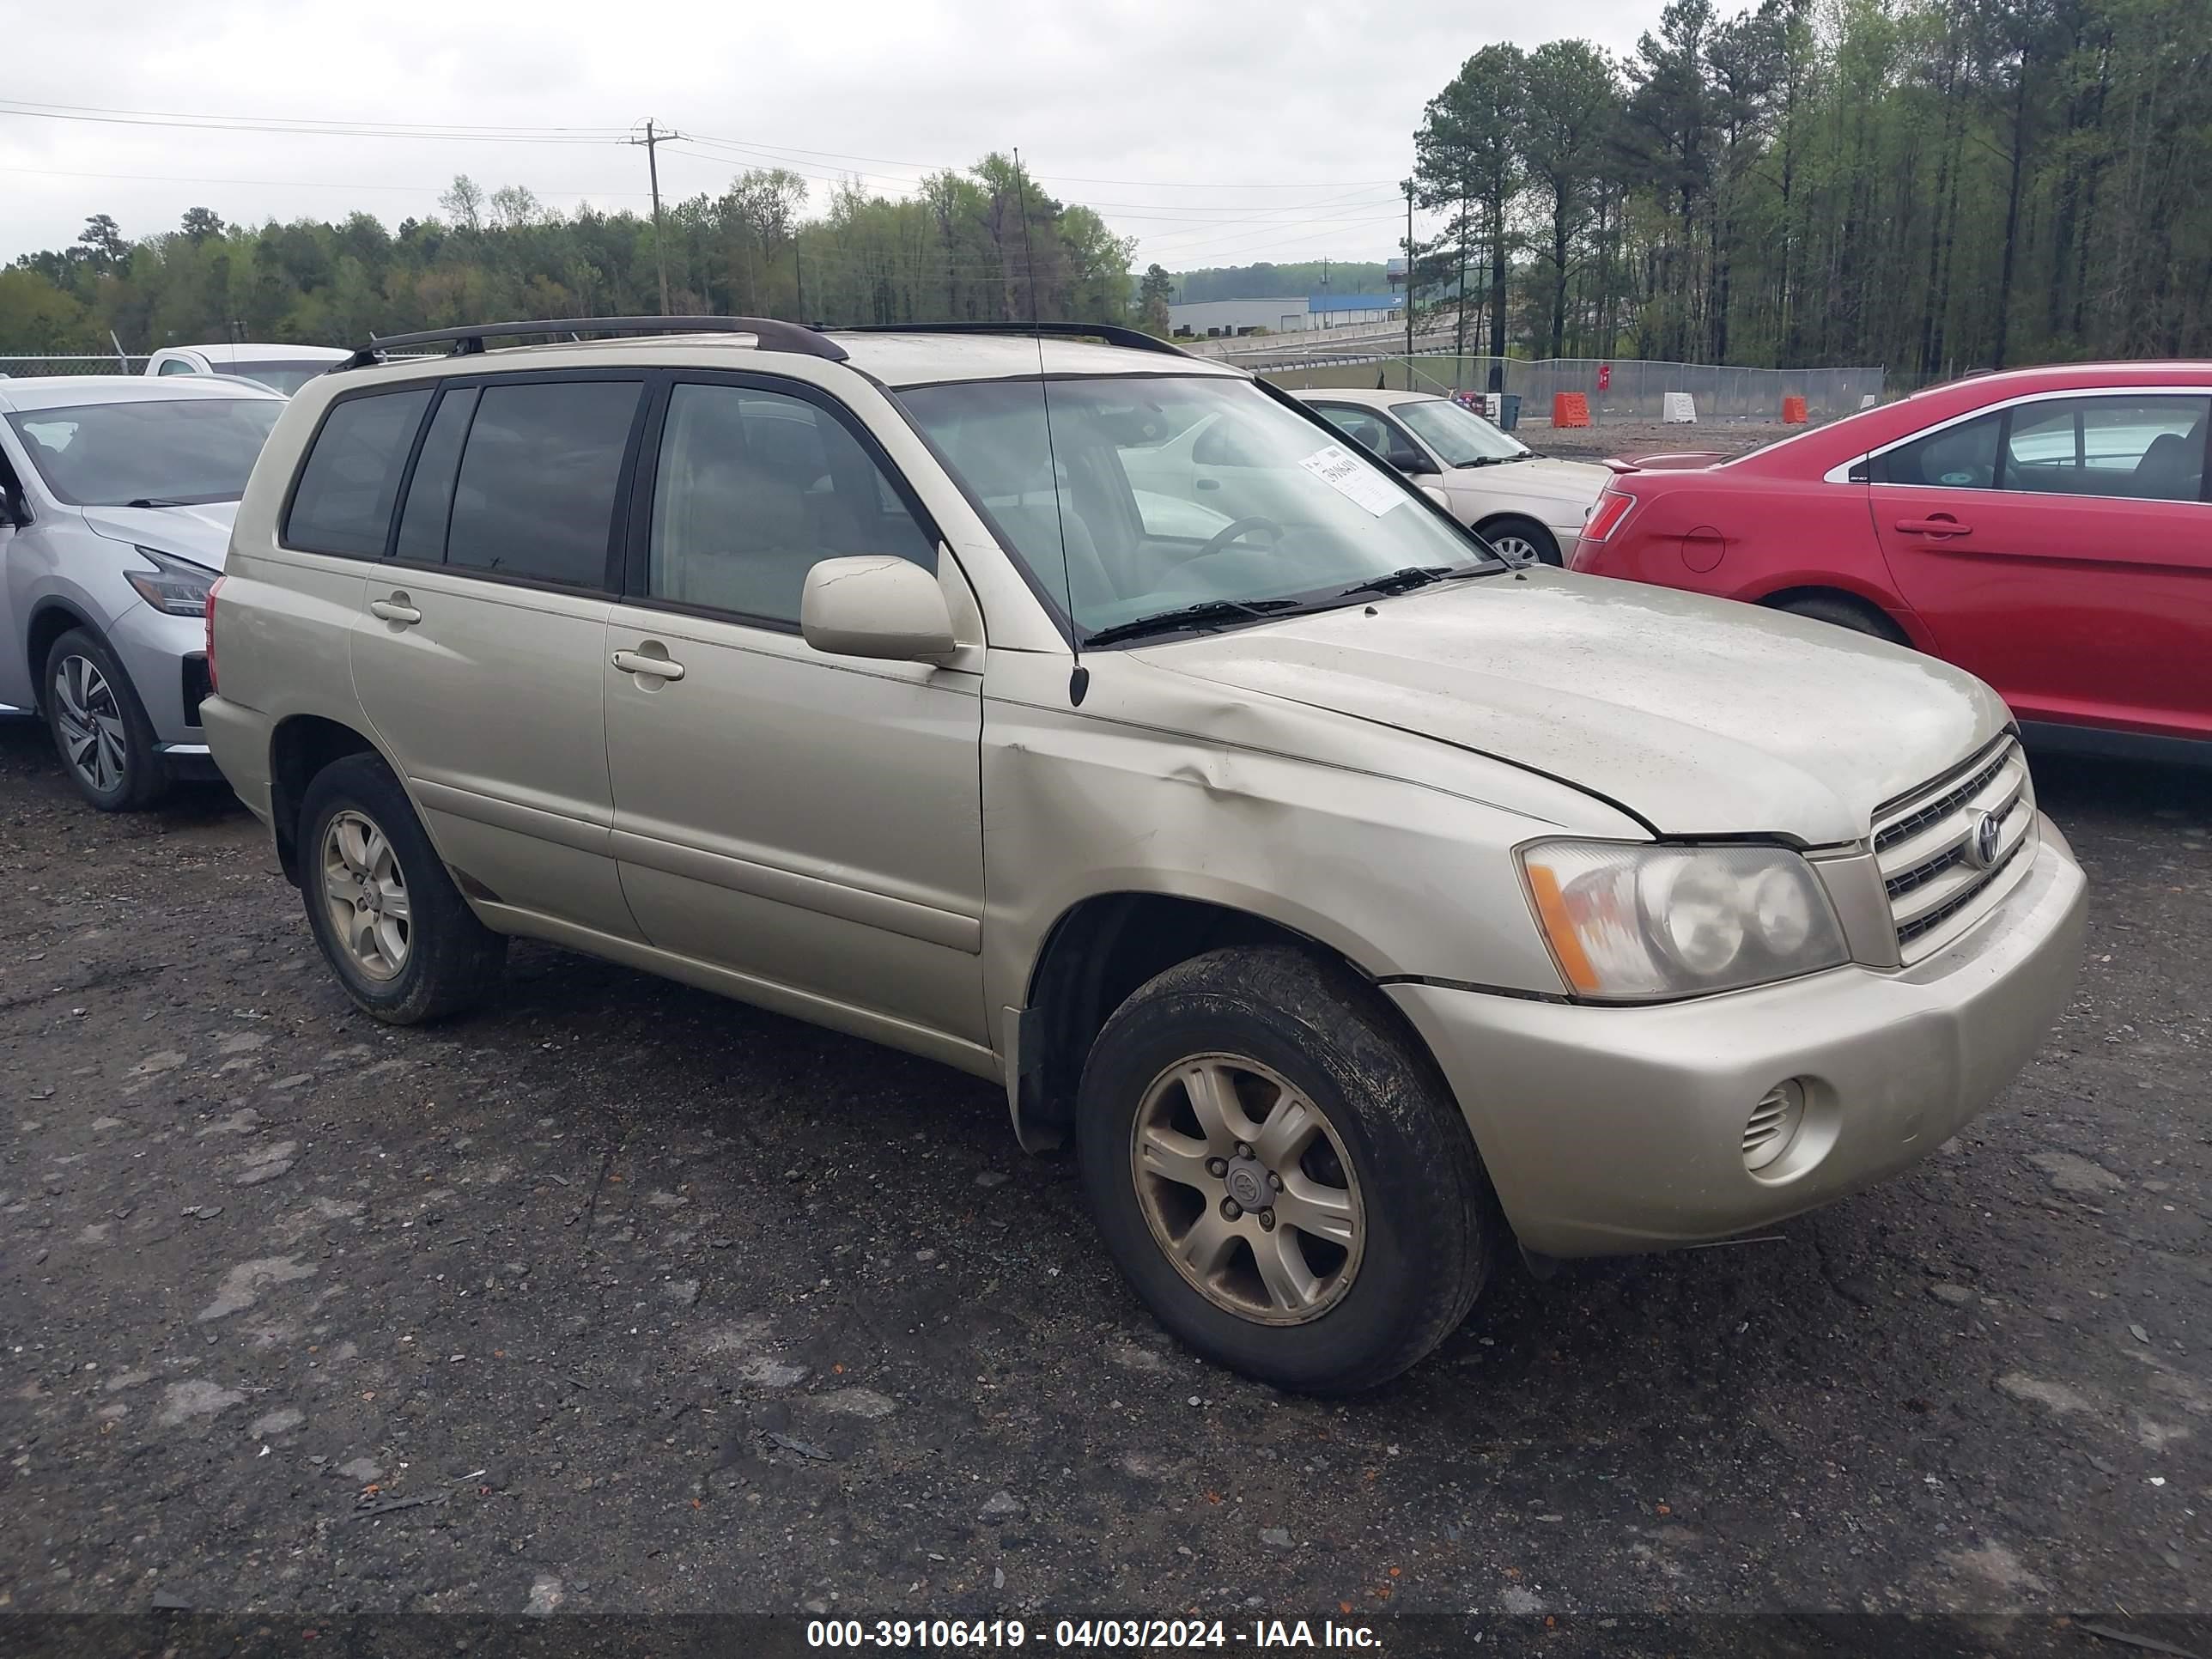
228,362,333,396
1394,398,1530,465
899,375,1498,641
7,397,281,507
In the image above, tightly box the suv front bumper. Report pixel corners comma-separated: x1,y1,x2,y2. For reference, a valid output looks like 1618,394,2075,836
1386,816,2087,1257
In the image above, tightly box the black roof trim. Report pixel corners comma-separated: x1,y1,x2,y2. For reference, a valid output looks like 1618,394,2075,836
337,316,848,372
834,321,1195,360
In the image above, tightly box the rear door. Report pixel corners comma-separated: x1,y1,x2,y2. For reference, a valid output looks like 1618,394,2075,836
1870,392,2212,738
336,371,648,939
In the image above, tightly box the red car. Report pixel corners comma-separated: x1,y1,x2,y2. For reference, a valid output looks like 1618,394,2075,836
1571,362,2212,760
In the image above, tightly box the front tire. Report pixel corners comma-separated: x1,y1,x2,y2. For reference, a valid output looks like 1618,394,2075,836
44,627,169,811
1076,946,1499,1394
1477,515,1561,568
298,752,506,1024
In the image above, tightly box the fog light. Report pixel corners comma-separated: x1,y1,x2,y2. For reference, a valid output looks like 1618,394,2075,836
1741,1081,1807,1172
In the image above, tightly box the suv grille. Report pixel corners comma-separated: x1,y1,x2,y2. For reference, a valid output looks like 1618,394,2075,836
1872,737,2034,960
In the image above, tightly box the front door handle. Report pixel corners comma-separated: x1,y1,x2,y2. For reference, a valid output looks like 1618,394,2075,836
611,648,685,682
1895,516,1972,538
368,595,422,624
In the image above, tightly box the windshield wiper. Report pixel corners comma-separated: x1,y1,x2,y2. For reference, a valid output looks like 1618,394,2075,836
1454,456,1512,469
125,497,188,508
1084,597,1300,647
1338,564,1455,598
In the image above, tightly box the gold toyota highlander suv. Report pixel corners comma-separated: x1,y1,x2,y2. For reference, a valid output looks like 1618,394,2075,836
201,317,2087,1393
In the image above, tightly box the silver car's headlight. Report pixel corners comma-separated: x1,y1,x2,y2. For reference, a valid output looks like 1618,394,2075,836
125,546,218,617
1519,840,1849,1000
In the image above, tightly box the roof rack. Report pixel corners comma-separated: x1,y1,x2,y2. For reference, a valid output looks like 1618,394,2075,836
835,321,1194,360
336,316,848,372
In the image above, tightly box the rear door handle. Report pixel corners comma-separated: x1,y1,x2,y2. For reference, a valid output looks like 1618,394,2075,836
368,596,422,624
611,648,685,682
1895,517,1972,538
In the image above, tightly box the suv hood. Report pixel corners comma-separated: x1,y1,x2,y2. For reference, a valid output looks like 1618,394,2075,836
1144,573,2009,845
79,502,237,571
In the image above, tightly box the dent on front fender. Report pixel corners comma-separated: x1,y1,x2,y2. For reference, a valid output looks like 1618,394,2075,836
975,648,1618,1025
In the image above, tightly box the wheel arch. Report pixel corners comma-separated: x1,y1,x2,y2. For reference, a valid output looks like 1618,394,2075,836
1009,890,1447,1156
24,598,100,707
1754,582,1923,647
267,714,386,886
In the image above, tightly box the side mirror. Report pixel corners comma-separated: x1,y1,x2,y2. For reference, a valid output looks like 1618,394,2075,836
800,556,957,662
1387,447,1437,476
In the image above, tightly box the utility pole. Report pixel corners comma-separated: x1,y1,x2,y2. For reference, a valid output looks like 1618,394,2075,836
1402,180,1416,391
629,118,684,315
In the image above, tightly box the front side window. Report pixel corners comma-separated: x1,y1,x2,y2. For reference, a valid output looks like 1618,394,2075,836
8,396,283,508
2002,396,2207,501
284,388,433,556
1873,410,2003,489
446,380,641,587
898,374,1498,641
1395,397,1530,466
645,382,933,625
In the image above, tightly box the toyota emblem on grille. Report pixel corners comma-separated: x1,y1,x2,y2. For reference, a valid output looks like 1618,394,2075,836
1964,810,2002,871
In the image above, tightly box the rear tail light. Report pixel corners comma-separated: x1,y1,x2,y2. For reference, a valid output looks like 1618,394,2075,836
1581,489,1638,544
204,576,225,695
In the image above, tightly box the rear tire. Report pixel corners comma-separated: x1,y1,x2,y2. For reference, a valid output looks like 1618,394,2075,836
298,752,506,1024
43,628,170,811
1075,945,1499,1394
1771,592,1909,645
1477,515,1561,568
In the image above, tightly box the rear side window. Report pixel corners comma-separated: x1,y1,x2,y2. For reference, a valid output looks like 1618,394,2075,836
392,388,478,563
284,389,433,556
1872,410,2002,489
446,380,641,588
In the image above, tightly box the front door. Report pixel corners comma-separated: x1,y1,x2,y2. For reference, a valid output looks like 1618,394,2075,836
604,374,987,1045
1871,392,2212,738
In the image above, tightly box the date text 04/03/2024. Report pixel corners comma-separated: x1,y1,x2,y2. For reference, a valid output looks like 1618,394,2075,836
804,1618,1383,1649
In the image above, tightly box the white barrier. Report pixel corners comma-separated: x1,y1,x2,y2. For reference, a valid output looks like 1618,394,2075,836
1662,392,1698,424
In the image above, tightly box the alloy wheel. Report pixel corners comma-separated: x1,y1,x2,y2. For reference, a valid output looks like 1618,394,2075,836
1128,1054,1364,1325
321,809,412,981
52,653,131,796
1489,532,1543,565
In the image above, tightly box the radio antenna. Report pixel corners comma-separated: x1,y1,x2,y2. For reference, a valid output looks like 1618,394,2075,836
1014,147,1087,706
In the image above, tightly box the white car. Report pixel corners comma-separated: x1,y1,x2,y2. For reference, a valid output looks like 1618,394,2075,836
1293,388,1608,566
146,343,348,398
0,375,285,807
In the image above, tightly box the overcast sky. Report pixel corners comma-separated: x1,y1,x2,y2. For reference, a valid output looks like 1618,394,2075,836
4,0,1691,275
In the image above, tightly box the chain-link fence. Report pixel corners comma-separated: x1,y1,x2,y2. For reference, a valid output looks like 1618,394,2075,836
0,355,151,378
1259,354,1887,424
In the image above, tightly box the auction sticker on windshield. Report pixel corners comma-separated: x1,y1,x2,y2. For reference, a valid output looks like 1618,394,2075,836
1298,443,1405,516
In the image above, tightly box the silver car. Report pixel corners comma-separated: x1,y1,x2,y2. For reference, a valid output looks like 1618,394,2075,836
0,375,285,807
202,319,2087,1393
145,343,349,398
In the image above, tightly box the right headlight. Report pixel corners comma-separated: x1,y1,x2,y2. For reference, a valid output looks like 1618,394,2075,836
1519,840,1850,1000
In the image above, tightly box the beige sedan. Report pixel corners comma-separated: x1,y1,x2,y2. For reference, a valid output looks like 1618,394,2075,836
1294,386,1608,565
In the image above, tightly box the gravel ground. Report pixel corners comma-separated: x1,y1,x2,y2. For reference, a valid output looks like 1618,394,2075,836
1,556,2207,1632
1522,418,1807,464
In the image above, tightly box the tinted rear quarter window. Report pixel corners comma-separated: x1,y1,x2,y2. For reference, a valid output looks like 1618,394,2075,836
447,380,641,587
285,389,433,556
